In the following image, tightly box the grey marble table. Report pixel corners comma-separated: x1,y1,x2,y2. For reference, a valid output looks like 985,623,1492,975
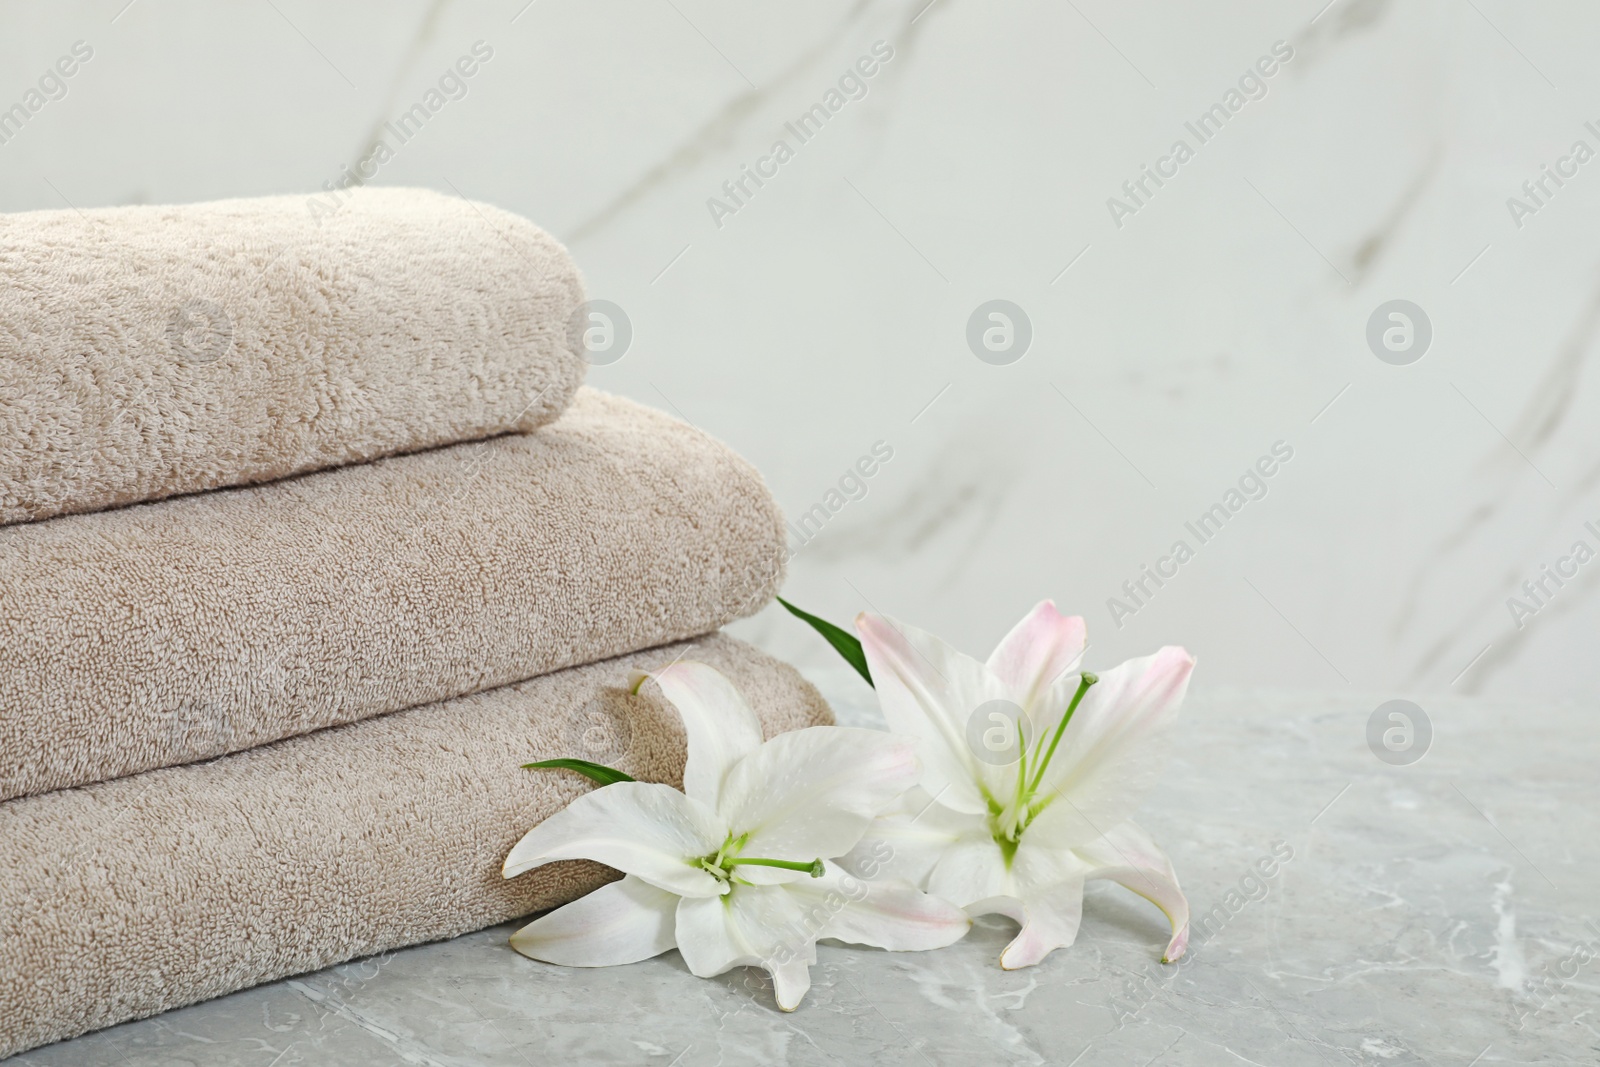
11,667,1597,1066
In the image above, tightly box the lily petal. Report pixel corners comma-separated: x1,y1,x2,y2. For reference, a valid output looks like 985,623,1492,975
985,601,1088,713
783,863,971,952
673,895,748,978
718,727,920,882
1075,820,1190,963
508,874,677,967
925,829,1010,907
768,955,813,1012
634,662,764,810
839,787,969,887
1031,646,1195,843
503,781,726,898
855,612,1001,815
996,878,1086,969
1010,826,1093,895
675,884,818,1010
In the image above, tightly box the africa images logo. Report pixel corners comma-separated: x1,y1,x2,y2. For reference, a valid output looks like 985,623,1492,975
0,40,93,147
705,41,895,229
1105,40,1294,229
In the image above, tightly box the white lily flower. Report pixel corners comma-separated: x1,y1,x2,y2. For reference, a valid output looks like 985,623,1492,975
503,661,970,1010
845,602,1195,968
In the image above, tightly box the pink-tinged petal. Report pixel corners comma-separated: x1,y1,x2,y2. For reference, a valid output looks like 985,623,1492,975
839,787,973,888
1161,924,1189,965
855,612,1001,815
508,875,677,967
633,662,764,810
925,830,1011,908
503,782,726,898
985,601,1088,713
1075,821,1190,963
997,878,1086,969
961,894,1027,928
781,864,970,952
718,727,920,881
1032,646,1195,843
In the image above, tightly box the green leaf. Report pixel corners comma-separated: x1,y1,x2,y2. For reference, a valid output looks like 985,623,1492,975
776,597,873,688
521,758,636,786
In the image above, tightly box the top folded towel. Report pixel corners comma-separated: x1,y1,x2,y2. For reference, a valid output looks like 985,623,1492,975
0,187,586,525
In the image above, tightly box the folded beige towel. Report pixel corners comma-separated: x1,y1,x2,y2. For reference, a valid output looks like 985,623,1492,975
0,389,785,801
0,187,585,526
0,633,831,1059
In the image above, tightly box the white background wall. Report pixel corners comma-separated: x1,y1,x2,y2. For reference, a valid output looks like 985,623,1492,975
5,0,1598,702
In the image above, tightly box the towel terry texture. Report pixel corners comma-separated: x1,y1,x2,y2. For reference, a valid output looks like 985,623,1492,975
0,633,833,1059
0,187,586,526
0,191,815,1060
0,388,787,801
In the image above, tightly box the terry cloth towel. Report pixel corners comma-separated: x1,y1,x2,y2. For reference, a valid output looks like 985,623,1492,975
0,633,833,1060
0,186,586,526
0,389,786,801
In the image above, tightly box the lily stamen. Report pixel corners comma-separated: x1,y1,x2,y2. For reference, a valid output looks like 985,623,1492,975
725,856,827,878
986,672,1102,852
1025,671,1096,798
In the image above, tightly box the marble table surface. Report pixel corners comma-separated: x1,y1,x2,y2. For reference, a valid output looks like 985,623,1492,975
11,666,1596,1067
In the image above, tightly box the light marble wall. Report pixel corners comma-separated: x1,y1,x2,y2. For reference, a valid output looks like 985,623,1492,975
4,0,1598,701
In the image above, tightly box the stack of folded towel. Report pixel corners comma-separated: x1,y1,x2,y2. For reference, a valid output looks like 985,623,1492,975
0,188,830,1058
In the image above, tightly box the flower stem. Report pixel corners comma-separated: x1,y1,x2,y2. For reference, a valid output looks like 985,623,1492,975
725,856,826,878
1026,672,1097,797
